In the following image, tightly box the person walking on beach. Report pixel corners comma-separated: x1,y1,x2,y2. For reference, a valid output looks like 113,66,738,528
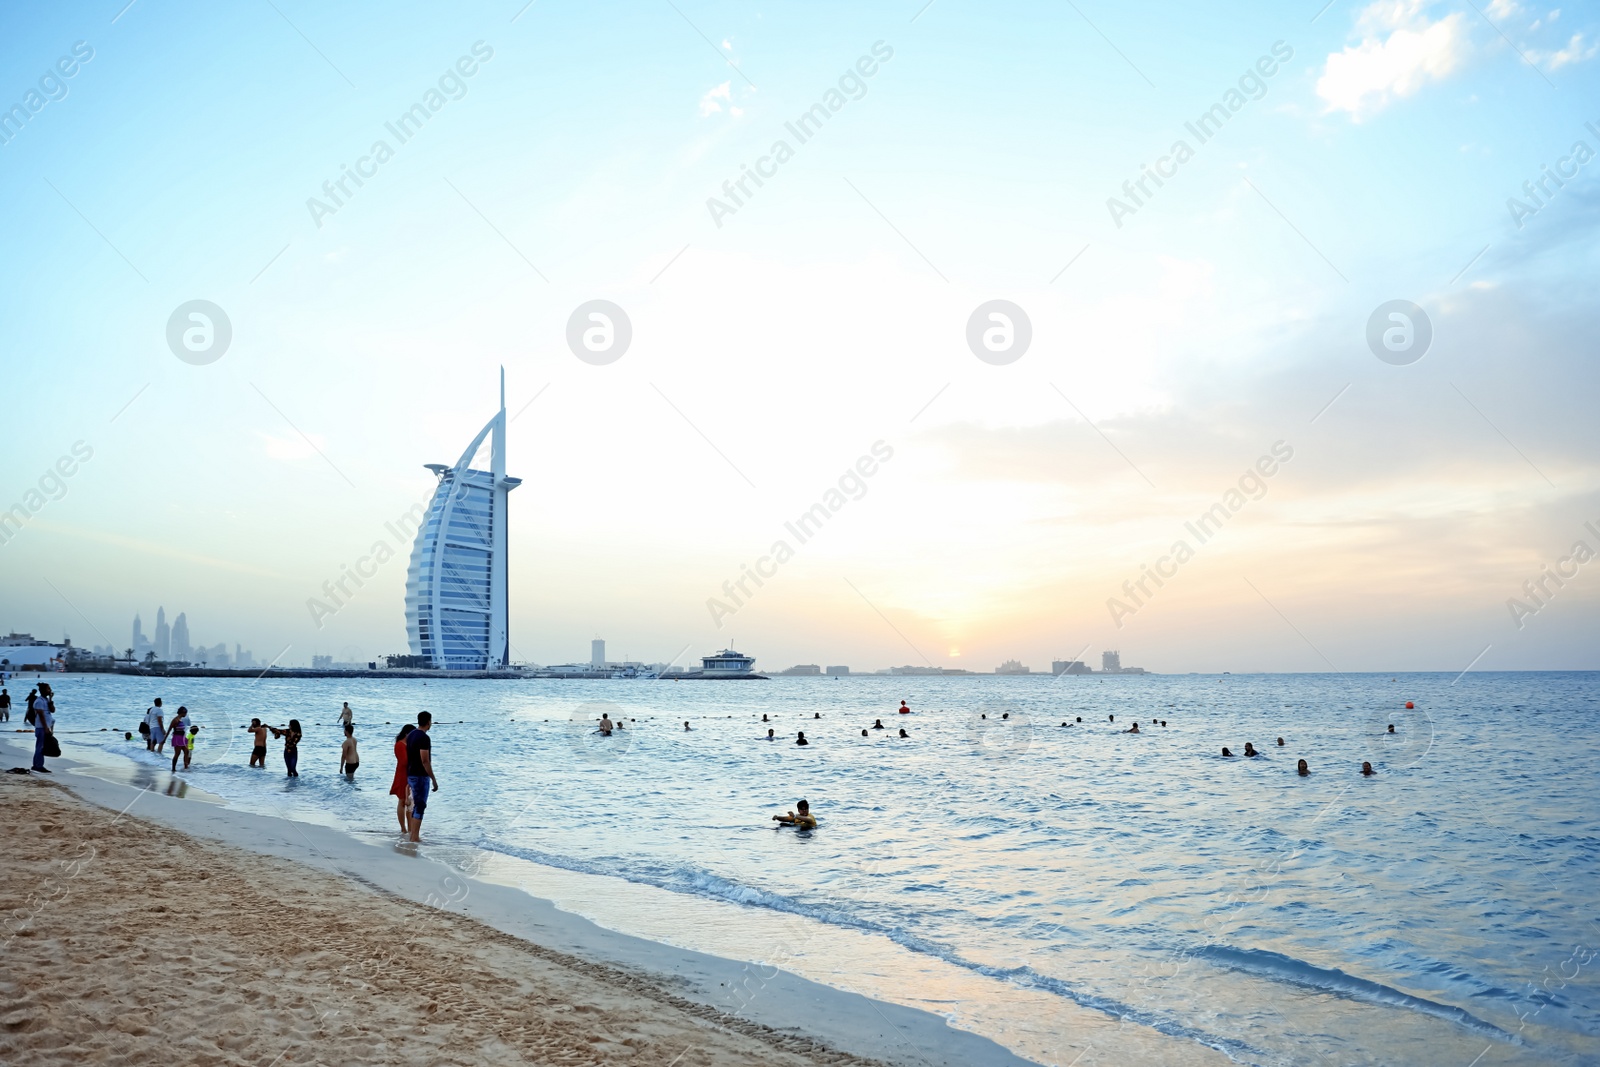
339,724,359,777
338,702,354,730
169,707,193,771
247,718,269,767
390,724,414,832
269,719,302,777
405,712,438,843
29,683,55,773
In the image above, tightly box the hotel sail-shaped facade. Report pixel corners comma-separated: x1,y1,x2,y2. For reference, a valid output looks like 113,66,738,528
404,372,521,669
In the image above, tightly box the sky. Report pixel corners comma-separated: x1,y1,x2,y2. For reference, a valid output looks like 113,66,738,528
0,0,1597,673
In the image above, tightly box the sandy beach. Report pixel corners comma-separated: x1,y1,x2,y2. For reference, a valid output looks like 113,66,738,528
0,775,892,1067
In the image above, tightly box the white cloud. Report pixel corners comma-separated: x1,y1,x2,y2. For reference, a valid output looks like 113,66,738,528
1530,31,1598,70
698,80,732,117
1487,0,1521,18
1317,1,1470,119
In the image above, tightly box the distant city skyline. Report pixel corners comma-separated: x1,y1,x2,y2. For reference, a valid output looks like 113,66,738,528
100,607,259,670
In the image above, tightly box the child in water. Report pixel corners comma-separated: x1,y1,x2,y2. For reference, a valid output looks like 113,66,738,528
773,799,817,830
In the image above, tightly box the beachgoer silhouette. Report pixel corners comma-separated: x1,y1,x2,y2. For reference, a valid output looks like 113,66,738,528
1222,746,1233,757
1297,759,1310,776
898,728,908,738
1243,742,1257,756
796,731,809,746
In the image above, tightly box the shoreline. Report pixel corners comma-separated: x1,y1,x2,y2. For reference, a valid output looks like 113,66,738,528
1,735,1044,1067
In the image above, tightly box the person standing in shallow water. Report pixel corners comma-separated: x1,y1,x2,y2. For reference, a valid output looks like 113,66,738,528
143,698,164,752
339,724,359,777
269,719,302,777
390,724,414,832
247,718,269,767
406,712,438,843
169,706,193,771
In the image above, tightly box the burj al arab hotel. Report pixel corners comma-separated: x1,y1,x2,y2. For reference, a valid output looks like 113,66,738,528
404,371,521,669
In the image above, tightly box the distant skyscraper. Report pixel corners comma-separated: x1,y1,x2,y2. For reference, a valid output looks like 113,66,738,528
1102,650,1122,673
154,607,170,659
171,613,191,662
405,371,521,670
591,639,605,667
131,613,145,654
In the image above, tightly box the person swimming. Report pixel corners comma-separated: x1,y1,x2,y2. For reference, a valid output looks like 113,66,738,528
898,728,908,738
683,721,691,731
1161,720,1167,727
1387,724,1395,733
1076,716,1082,723
1243,742,1257,756
1361,761,1375,776
762,713,769,722
796,731,809,746
773,799,817,829
1127,722,1140,733
1222,746,1234,757
766,728,775,740
861,729,868,737
1108,714,1114,722
1298,759,1310,776
872,719,884,730
1001,712,1009,719
814,712,821,719
1276,737,1285,746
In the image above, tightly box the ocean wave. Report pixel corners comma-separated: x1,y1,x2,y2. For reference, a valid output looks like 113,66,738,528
1194,945,1519,1043
475,838,1271,1063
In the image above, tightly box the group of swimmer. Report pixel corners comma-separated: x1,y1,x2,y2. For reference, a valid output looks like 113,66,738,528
623,698,1401,779
1040,708,1398,778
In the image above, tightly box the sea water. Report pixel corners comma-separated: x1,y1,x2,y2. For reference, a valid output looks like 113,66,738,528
37,671,1600,1065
